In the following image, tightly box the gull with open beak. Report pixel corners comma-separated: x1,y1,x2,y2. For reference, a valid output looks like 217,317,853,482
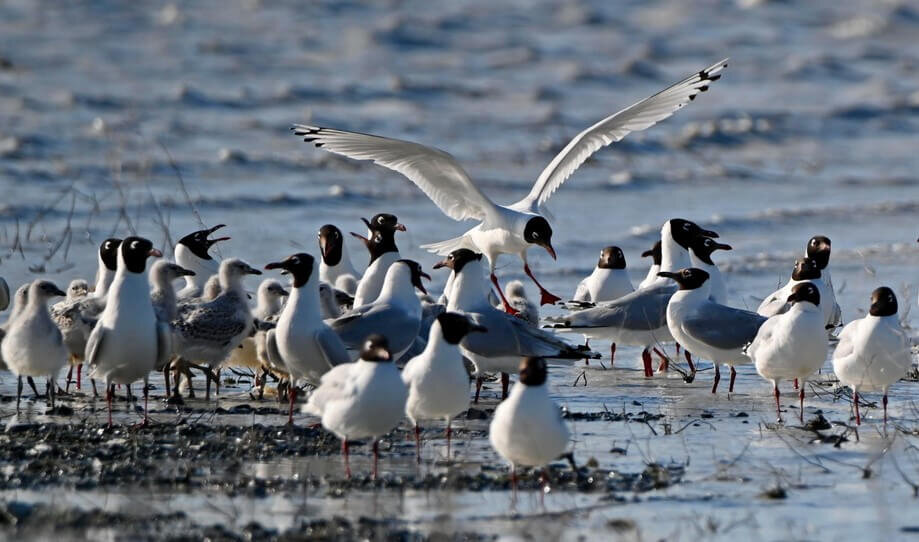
175,224,231,300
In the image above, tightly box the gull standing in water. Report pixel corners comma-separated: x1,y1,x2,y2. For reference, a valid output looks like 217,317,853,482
747,282,828,423
659,268,766,393
2,280,67,412
148,260,195,399
86,237,168,426
304,334,407,479
402,312,487,460
489,357,571,495
171,258,262,400
833,287,912,425
294,59,728,313
264,253,350,423
318,224,361,296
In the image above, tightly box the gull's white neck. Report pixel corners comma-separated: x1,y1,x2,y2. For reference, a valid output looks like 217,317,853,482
374,264,417,307
94,253,115,299
447,260,490,312
660,222,691,273
284,277,322,328
320,246,359,284
175,243,217,290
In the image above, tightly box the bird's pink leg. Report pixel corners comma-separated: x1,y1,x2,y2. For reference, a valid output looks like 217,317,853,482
490,273,519,315
342,439,352,479
523,264,561,306
711,364,721,394
76,364,82,390
774,382,782,423
653,348,669,372
684,350,695,373
641,348,653,378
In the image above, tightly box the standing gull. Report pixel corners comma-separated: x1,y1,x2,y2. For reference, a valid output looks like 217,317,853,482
148,260,195,399
2,280,67,412
833,287,912,425
659,268,767,393
489,357,571,495
403,312,486,460
747,282,829,423
263,253,350,423
294,59,728,312
171,258,262,400
86,236,167,426
304,334,407,479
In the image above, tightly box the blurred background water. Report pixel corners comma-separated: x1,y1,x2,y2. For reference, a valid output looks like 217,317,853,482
1,0,919,538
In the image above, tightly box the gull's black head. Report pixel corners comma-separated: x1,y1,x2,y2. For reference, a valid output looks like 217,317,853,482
641,241,662,266
690,235,732,266
668,218,718,249
806,236,832,270
121,236,162,274
397,259,431,295
787,281,820,307
318,224,345,266
436,312,487,345
99,238,122,271
598,246,626,270
791,258,821,281
523,216,556,260
869,286,898,317
657,267,710,290
265,252,315,288
519,357,548,387
178,224,229,260
433,249,483,274
362,213,406,234
361,334,391,362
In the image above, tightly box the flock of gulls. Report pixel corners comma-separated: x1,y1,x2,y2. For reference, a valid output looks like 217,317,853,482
0,58,915,486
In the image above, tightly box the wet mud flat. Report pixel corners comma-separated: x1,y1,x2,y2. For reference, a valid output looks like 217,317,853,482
1,364,919,541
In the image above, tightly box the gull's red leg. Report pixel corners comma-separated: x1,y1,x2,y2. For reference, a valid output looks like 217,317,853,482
490,273,519,315
653,348,669,372
342,439,352,479
523,264,561,306
729,366,737,394
774,382,782,423
684,350,695,373
854,391,861,425
711,364,721,394
641,348,653,378
798,387,805,424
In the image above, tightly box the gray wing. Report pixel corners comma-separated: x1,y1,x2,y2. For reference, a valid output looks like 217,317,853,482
331,303,418,349
548,285,673,331
682,304,767,350
463,309,589,360
0,277,9,312
315,327,351,368
173,293,248,346
85,323,106,366
155,321,173,370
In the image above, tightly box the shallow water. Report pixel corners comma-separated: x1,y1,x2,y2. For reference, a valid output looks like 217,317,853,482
1,0,919,539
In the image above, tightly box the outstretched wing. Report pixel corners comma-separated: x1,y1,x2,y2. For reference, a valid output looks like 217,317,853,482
292,125,497,222
512,59,729,213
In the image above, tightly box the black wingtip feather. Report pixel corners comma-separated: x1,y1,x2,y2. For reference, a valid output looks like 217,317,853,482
709,74,722,82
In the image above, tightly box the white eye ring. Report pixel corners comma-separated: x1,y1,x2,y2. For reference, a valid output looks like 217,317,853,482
131,241,140,249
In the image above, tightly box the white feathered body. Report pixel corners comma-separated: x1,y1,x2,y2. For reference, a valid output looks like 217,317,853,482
402,325,470,424
353,251,400,307
832,315,912,393
489,383,570,468
89,272,159,385
749,302,828,382
305,360,407,440
2,294,67,377
573,267,634,303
